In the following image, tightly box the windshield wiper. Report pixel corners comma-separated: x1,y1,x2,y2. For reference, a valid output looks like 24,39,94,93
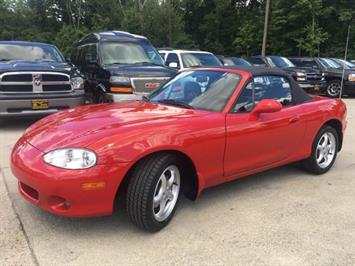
157,99,194,109
141,95,150,102
133,62,163,66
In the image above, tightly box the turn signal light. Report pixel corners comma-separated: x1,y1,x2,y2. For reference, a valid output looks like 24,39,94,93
110,87,133,93
81,182,106,190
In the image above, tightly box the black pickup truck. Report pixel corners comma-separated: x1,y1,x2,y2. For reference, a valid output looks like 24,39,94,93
71,31,177,103
289,57,355,97
249,56,326,91
0,41,85,118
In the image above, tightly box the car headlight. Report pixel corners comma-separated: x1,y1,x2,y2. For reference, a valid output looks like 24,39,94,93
109,76,131,84
43,148,97,169
348,73,355,82
296,72,306,77
71,77,85,90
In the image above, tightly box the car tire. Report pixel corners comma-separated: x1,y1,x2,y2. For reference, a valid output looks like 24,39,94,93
300,125,339,175
126,153,181,232
94,90,107,104
326,80,341,98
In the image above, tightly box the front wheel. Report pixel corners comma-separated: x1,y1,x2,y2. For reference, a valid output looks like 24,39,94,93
326,80,341,98
126,154,181,232
300,125,339,174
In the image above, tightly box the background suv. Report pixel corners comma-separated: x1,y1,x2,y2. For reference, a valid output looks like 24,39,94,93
249,55,325,92
71,31,176,103
158,48,222,70
289,57,355,97
0,41,84,118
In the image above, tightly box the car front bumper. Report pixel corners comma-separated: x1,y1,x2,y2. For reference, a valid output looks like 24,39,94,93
106,92,144,102
343,81,355,95
11,137,129,217
297,80,326,91
0,90,85,118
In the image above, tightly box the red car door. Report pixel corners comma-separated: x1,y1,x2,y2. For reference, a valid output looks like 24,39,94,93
224,75,306,177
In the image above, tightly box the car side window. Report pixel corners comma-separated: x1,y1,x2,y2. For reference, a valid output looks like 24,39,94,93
233,75,292,113
166,53,180,68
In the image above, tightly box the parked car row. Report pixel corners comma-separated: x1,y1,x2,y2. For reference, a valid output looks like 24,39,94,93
1,30,354,118
218,55,355,98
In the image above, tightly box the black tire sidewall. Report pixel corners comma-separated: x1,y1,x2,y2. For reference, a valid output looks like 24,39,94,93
145,156,182,231
326,80,341,98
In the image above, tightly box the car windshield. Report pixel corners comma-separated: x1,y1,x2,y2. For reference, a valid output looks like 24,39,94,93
319,58,342,69
269,56,295,68
100,42,164,65
0,44,64,62
149,70,241,112
334,59,355,69
231,58,252,66
181,53,222,68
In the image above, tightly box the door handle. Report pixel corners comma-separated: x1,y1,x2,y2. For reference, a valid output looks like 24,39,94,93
289,117,300,124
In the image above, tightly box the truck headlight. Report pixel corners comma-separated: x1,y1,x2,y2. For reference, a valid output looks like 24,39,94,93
44,148,97,169
296,72,306,81
109,76,131,84
71,77,85,90
348,73,355,82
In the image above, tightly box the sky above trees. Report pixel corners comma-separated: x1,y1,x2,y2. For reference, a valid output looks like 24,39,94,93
0,0,354,59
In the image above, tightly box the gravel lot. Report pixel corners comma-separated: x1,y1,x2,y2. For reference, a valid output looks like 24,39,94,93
0,99,354,266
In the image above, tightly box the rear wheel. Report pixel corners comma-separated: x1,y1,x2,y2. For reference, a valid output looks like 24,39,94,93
300,125,339,174
126,154,181,232
326,80,341,98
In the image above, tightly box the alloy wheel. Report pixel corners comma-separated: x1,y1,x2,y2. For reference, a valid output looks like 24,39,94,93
152,165,180,222
316,132,336,169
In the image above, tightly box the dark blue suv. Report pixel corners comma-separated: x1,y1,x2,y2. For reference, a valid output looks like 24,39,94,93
71,31,177,103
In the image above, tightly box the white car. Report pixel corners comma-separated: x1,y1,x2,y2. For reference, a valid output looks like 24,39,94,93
158,49,222,70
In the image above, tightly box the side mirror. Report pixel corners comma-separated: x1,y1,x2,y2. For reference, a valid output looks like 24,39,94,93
250,99,282,120
168,62,179,68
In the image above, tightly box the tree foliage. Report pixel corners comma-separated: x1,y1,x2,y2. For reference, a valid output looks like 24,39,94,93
0,0,354,58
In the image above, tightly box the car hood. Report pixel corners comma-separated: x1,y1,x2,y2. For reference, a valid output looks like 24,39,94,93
23,101,198,153
105,65,177,78
0,60,73,74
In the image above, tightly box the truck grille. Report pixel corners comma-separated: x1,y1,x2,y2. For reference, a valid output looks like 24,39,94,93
0,72,72,93
306,74,322,81
131,77,170,93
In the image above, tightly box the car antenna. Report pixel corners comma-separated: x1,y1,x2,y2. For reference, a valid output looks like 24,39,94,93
340,24,351,99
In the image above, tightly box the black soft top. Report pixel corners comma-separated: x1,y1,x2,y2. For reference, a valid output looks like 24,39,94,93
221,66,313,104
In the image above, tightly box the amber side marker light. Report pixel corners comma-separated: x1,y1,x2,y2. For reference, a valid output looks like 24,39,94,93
110,87,133,93
81,182,106,190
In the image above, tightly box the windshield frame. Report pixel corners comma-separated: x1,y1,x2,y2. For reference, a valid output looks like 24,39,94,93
0,43,65,62
99,40,164,66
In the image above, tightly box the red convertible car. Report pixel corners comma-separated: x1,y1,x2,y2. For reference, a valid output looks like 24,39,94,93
11,67,347,232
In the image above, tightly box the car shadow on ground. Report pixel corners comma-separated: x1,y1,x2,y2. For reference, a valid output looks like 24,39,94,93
18,163,305,236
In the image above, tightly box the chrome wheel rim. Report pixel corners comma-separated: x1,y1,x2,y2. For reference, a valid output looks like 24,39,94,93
327,82,340,97
316,132,336,169
152,165,180,222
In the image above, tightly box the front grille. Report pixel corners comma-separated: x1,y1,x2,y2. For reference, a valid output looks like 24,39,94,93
131,77,170,93
42,74,69,82
2,74,32,82
0,72,72,93
306,74,322,81
43,84,72,92
1,85,33,92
